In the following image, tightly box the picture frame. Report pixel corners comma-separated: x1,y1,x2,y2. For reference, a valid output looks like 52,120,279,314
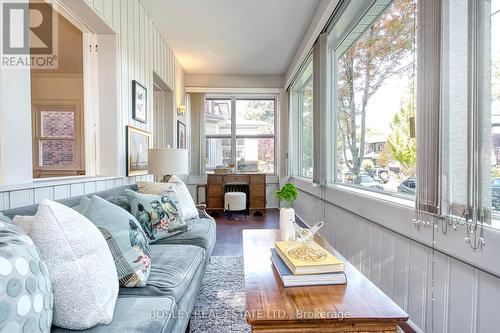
126,126,152,176
132,80,147,123
177,120,186,149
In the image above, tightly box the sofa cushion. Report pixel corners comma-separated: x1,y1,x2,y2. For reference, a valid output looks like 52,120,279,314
16,199,119,330
51,296,177,333
74,196,152,287
151,218,216,254
125,189,189,243
119,244,205,302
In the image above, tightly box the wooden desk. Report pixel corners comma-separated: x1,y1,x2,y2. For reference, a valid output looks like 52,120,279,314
207,173,266,216
243,229,408,332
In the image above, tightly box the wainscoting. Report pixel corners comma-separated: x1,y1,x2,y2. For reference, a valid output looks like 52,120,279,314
0,175,153,211
294,187,499,333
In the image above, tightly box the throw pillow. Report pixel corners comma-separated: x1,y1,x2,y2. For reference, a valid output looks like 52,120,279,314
17,199,118,330
0,219,53,333
125,188,189,243
137,178,199,220
74,195,151,287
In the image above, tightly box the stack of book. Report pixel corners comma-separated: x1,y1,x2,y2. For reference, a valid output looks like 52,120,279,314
271,241,347,287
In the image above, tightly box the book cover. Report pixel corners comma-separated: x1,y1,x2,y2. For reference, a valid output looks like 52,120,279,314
274,240,344,275
271,249,346,287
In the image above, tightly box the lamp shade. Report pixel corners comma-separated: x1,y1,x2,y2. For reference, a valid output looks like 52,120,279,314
148,148,188,176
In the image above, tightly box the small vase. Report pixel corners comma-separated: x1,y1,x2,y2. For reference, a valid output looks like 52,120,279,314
279,208,296,241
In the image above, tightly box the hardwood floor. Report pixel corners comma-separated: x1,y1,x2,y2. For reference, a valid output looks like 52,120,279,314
212,208,279,256
211,209,416,333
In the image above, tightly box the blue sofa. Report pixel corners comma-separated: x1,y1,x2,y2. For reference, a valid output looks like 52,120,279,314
1,185,216,333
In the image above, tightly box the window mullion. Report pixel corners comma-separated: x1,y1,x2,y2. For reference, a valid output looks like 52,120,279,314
231,97,237,167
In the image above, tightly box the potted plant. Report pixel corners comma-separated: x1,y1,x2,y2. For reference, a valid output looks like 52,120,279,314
275,183,299,241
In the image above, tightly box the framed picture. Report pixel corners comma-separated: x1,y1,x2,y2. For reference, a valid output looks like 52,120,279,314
177,121,186,149
126,126,152,176
132,80,147,123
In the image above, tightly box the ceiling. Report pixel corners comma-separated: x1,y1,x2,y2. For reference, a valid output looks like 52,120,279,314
143,0,321,75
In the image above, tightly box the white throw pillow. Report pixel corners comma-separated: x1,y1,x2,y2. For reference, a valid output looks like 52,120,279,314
17,200,119,330
137,178,199,220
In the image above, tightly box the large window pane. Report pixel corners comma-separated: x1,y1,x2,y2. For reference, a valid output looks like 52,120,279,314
335,0,417,196
205,138,232,173
41,111,75,137
299,81,313,178
40,140,75,167
236,138,274,173
236,100,275,135
206,99,231,135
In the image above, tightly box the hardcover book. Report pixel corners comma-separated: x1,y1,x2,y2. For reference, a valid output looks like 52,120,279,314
274,240,344,275
271,249,347,287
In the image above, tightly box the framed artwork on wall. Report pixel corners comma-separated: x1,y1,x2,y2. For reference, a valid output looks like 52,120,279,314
132,80,147,123
126,126,152,176
177,121,186,149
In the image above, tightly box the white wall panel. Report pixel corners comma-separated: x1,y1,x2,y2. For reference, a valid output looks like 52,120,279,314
34,187,54,204
294,188,500,333
0,175,154,211
10,190,34,208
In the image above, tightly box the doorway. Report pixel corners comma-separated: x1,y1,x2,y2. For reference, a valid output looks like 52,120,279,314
153,73,174,148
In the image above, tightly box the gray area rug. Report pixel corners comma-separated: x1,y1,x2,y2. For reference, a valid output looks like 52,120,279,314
191,256,250,332
191,256,405,333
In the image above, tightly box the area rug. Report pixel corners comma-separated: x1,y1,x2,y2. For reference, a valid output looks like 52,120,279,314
190,256,405,333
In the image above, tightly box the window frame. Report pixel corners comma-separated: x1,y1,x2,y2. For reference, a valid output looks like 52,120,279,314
291,57,314,179
31,99,85,178
204,95,278,175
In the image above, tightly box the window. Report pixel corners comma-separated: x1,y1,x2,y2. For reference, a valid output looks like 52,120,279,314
205,97,276,174
332,0,417,197
32,103,84,177
291,60,314,178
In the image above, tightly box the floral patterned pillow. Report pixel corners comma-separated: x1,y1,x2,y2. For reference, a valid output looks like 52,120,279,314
125,188,189,243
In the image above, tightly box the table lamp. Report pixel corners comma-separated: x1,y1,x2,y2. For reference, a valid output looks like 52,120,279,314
148,148,188,182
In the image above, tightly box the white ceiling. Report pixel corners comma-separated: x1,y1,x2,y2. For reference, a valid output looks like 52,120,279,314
143,0,321,75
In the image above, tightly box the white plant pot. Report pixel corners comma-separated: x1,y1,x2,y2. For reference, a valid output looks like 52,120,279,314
279,208,296,241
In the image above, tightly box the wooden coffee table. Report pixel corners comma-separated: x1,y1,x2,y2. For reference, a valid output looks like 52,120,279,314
243,229,408,332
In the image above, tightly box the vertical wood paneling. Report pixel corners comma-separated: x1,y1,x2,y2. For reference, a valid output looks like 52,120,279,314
54,185,70,200
70,183,85,197
447,258,475,333
84,182,96,194
294,188,500,333
0,192,9,210
34,187,53,203
10,190,33,208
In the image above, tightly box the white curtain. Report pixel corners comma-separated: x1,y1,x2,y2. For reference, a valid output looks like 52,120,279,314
188,93,206,175
415,0,442,221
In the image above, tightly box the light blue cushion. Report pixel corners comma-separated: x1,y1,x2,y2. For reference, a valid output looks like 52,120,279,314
151,218,216,258
76,195,151,287
0,219,53,333
51,296,177,333
119,244,204,302
124,189,189,243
